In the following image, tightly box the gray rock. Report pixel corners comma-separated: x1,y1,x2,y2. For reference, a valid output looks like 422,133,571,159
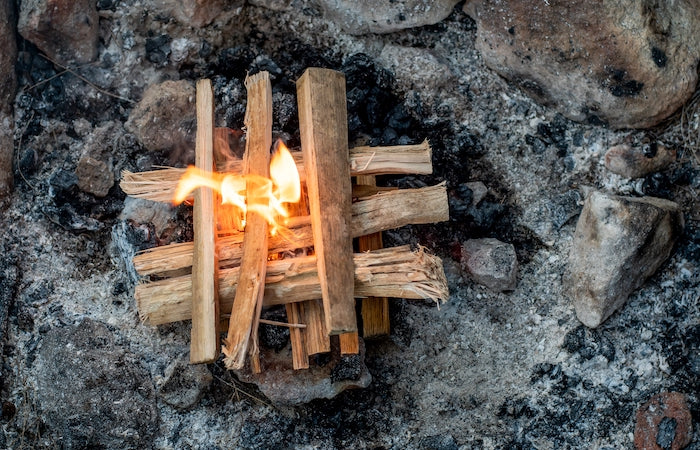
465,0,700,129
312,0,460,35
76,156,114,198
157,356,212,410
465,181,488,206
0,0,17,200
125,80,196,154
604,143,676,179
236,339,372,405
460,238,518,291
18,0,98,65
565,191,684,328
35,319,158,449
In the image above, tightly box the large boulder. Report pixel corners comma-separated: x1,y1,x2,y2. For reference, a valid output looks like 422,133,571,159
465,0,700,129
565,191,684,328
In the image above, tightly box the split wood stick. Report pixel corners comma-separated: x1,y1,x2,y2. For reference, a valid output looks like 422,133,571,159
357,175,390,339
133,183,448,277
136,246,449,325
297,67,355,335
339,332,359,355
119,140,432,203
222,71,272,371
285,302,309,369
302,299,330,355
190,79,219,364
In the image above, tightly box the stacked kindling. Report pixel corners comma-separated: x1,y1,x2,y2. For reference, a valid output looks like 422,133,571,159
121,68,450,372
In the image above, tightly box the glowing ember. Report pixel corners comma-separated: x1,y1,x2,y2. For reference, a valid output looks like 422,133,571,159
173,141,301,234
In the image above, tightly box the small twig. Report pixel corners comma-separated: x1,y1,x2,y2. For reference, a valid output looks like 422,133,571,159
259,318,307,329
212,374,271,407
39,53,134,104
15,110,38,193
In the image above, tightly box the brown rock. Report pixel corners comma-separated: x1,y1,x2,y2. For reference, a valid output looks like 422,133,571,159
460,238,518,292
0,0,17,200
605,143,676,179
566,191,684,328
125,80,196,154
18,0,99,65
465,0,700,129
76,156,114,198
634,392,693,450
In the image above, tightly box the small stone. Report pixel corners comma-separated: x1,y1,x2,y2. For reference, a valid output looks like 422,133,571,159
465,0,700,128
125,80,196,154
313,0,460,35
75,156,114,198
157,356,212,410
605,143,676,179
18,0,99,65
565,191,684,328
634,392,693,450
460,238,518,291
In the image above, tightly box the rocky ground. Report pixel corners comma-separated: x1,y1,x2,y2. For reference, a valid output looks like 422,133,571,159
0,1,698,448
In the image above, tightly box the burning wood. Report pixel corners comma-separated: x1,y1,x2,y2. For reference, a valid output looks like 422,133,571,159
131,183,448,277
122,69,450,373
222,71,273,371
120,140,432,203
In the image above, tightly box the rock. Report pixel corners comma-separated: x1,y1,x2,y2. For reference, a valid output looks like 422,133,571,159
460,238,518,291
605,143,676,179
310,0,460,35
634,392,693,450
119,197,177,237
125,80,196,154
0,0,17,200
157,356,212,410
566,191,684,328
75,156,114,197
236,339,372,405
18,0,99,65
465,0,700,128
378,44,455,98
34,319,158,449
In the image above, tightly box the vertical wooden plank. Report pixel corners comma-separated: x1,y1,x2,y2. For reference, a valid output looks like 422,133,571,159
296,68,356,335
190,79,219,364
222,71,272,371
286,302,309,369
303,299,331,355
357,175,391,338
339,331,359,355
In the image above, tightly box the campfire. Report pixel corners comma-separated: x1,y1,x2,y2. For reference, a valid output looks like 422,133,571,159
121,68,449,374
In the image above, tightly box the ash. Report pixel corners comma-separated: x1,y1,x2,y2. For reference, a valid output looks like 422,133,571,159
0,2,698,449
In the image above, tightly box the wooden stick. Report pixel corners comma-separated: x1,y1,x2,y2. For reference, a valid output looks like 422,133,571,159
119,140,432,203
297,68,355,334
286,302,309,369
136,246,449,325
222,71,272,371
132,183,448,277
357,175,390,339
190,79,219,364
339,332,359,355
302,299,330,355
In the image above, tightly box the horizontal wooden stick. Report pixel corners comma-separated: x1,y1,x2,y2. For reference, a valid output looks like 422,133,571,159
132,183,447,277
136,246,448,325
119,141,432,203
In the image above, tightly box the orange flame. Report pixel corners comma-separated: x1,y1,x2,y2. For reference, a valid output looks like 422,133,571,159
173,141,301,234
